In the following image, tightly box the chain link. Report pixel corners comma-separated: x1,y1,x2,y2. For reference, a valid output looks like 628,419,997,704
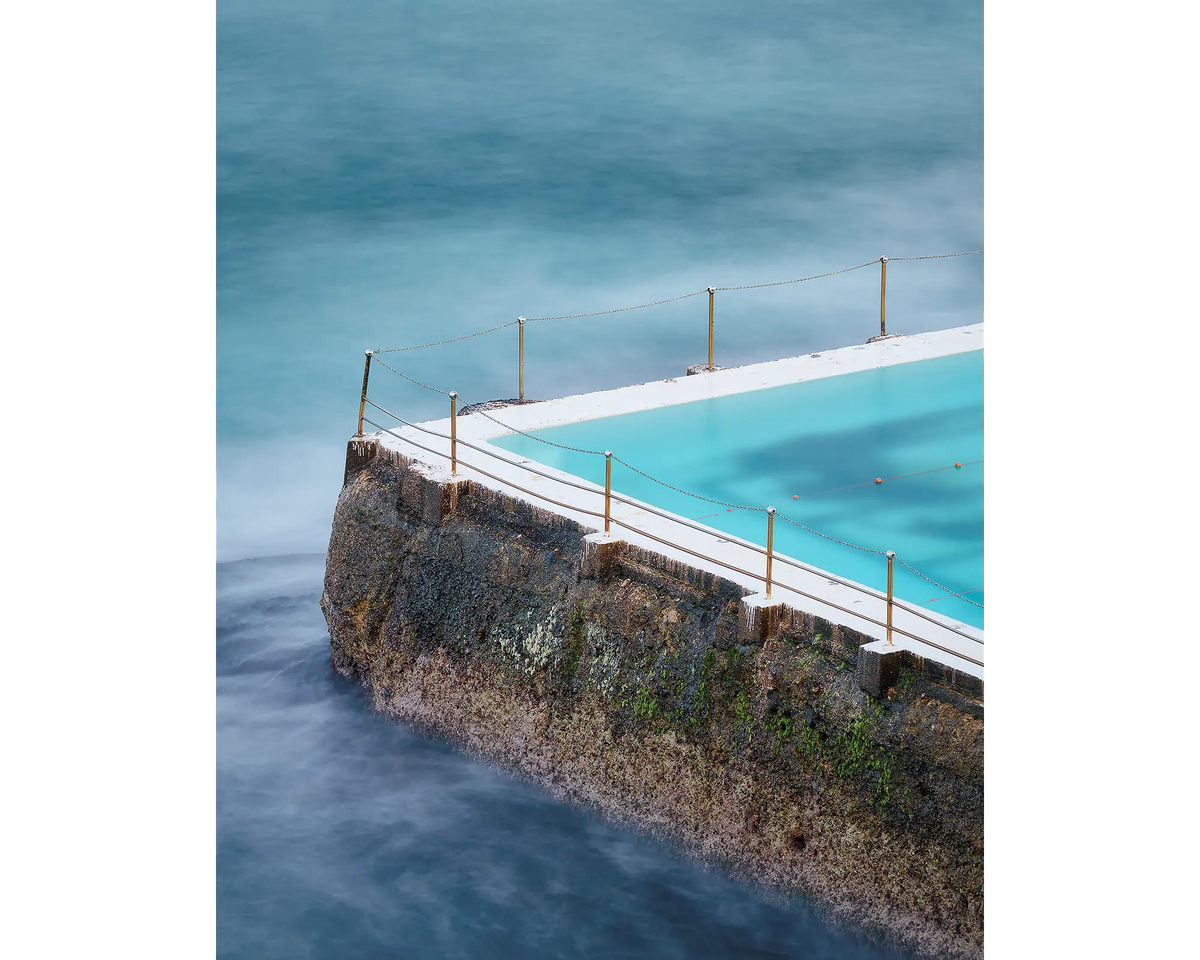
373,320,519,354
473,410,765,512
887,250,983,262
524,288,709,322
713,259,877,292
610,455,767,513
774,512,888,555
473,410,607,456
895,556,984,608
369,354,453,396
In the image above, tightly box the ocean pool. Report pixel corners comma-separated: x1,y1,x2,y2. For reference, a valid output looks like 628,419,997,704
492,349,983,629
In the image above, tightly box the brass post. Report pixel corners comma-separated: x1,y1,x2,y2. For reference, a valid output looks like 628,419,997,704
604,450,612,535
879,257,888,338
518,317,526,401
886,549,895,646
707,286,716,371
449,392,458,477
765,507,776,598
357,350,373,437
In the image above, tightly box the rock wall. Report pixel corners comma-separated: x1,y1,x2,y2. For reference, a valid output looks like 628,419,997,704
322,439,984,958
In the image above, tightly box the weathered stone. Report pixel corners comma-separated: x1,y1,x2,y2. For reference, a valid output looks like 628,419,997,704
321,440,985,960
579,534,627,581
343,437,380,484
856,640,903,698
738,593,783,644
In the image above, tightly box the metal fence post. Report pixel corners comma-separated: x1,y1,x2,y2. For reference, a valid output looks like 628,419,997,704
449,392,458,477
879,257,888,338
707,286,716,370
518,317,526,401
357,350,373,437
765,506,775,597
604,450,612,534
886,549,895,645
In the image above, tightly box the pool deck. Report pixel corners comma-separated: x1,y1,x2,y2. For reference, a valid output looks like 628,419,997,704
368,324,984,680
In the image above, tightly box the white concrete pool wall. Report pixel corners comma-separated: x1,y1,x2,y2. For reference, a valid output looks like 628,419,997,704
367,323,984,680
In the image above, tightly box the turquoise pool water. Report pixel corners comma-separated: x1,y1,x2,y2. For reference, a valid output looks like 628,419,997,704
493,349,983,629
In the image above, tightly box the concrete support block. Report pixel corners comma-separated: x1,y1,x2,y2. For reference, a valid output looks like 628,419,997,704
686,363,726,376
580,533,627,580
432,477,472,524
856,639,903,698
739,593,783,644
397,468,472,525
344,438,380,484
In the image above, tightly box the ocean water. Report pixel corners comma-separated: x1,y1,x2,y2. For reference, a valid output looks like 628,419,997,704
493,349,984,628
218,0,979,954
218,554,910,959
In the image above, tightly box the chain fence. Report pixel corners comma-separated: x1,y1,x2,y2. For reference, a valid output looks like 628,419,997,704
524,288,710,323
896,556,984,608
609,454,768,514
359,248,985,618
368,354,454,396
370,250,983,352
887,250,984,262
373,320,519,354
713,259,877,291
472,410,608,456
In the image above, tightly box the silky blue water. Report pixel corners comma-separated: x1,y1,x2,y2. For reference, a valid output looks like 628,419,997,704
219,555,910,959
219,0,979,954
493,350,983,629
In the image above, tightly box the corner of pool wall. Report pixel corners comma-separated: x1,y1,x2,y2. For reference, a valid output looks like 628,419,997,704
355,324,985,681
